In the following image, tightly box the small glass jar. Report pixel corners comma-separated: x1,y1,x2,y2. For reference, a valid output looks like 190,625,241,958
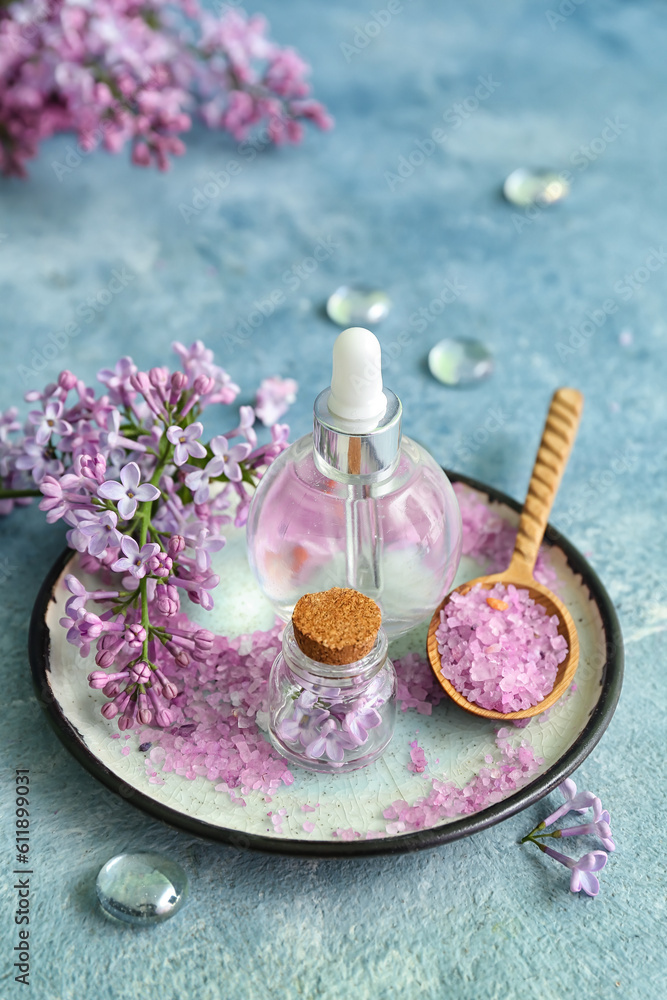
268,622,397,774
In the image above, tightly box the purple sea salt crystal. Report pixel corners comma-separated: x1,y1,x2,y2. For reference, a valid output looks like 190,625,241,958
435,582,567,712
98,462,161,520
558,810,615,852
166,422,207,466
538,845,608,897
407,740,427,773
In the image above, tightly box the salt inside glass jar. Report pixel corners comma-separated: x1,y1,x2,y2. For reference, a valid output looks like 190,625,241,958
268,588,397,774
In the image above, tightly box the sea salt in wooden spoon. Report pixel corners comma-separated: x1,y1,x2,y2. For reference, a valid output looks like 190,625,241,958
427,387,584,721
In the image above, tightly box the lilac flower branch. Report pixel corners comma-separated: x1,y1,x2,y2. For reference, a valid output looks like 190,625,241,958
0,345,297,731
0,3,333,177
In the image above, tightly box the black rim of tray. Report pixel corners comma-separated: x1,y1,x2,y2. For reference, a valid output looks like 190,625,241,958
29,470,624,858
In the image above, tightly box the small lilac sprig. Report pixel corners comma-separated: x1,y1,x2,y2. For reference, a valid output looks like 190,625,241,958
521,779,615,896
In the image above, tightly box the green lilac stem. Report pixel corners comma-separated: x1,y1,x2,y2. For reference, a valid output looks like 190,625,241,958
0,488,42,498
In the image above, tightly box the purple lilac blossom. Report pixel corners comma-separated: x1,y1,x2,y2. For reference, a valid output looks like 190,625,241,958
28,400,72,446
184,456,225,504
543,778,601,827
210,435,252,482
111,536,160,579
304,718,357,764
539,845,608,896
343,706,382,744
558,810,615,852
67,510,123,556
98,461,161,519
166,422,207,466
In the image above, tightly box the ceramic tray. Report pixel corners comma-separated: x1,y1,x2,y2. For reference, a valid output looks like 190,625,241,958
29,472,623,857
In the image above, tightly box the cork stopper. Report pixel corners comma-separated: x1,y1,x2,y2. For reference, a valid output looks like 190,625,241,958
292,588,382,665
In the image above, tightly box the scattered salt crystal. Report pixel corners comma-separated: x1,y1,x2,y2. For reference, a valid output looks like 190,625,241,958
303,822,315,833
407,740,427,773
436,583,567,712
394,652,444,714
382,733,544,834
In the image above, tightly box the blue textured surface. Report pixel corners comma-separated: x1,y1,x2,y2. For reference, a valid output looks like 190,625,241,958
1,1,666,997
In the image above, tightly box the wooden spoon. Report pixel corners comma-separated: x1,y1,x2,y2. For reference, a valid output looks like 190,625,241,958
427,387,584,720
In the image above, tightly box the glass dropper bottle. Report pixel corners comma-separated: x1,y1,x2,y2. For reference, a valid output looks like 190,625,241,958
246,327,462,637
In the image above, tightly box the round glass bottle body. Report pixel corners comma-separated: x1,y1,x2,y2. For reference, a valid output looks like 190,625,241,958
246,434,462,637
268,622,396,774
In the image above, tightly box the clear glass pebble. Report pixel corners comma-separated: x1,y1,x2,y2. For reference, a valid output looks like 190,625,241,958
96,852,188,925
428,338,494,386
503,168,570,207
326,285,392,326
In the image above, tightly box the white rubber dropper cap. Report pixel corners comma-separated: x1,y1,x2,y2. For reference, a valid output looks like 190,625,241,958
327,327,388,427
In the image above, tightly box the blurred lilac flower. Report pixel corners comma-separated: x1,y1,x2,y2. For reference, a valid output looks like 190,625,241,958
28,401,72,446
111,536,160,579
98,462,161,519
14,439,63,483
558,810,616,852
98,358,138,406
210,435,251,482
255,376,298,426
228,405,257,447
67,510,123,556
172,341,240,405
166,422,207,466
0,7,331,179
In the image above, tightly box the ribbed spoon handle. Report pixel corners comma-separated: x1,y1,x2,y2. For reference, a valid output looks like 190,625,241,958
509,387,584,578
